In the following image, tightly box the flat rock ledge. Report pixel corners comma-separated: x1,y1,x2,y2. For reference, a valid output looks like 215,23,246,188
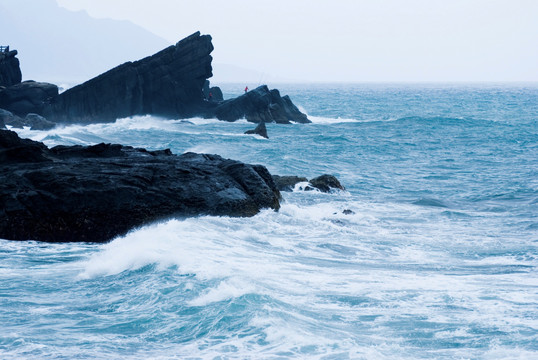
0,129,280,243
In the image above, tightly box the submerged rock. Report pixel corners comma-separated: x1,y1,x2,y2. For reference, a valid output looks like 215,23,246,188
272,175,308,191
244,121,268,139
26,113,56,130
273,174,344,193
307,174,345,193
0,129,281,243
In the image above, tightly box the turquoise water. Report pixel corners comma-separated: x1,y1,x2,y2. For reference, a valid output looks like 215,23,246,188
1,83,537,359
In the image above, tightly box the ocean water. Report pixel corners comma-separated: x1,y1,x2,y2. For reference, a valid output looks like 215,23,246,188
1,83,537,359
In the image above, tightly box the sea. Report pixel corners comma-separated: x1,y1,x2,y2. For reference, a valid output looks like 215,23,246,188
1,83,537,359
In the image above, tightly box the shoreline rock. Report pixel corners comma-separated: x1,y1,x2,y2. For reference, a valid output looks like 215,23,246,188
0,129,281,243
273,174,345,193
0,33,310,126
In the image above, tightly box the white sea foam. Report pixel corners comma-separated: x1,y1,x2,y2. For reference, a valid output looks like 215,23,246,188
308,115,360,124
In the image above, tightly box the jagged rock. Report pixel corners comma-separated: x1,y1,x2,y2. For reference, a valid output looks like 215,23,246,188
0,108,23,129
342,209,355,215
213,85,310,124
0,129,281,243
0,50,22,87
307,174,345,193
0,80,58,116
272,175,308,191
25,113,56,130
245,121,268,139
203,80,210,99
209,86,223,101
44,32,214,124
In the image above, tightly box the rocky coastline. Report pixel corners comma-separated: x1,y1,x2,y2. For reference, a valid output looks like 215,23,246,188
1,32,310,127
0,33,344,243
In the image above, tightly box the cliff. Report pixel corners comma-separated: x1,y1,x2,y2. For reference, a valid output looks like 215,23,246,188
45,32,214,123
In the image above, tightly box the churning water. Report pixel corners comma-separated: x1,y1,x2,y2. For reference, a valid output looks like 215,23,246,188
1,83,537,359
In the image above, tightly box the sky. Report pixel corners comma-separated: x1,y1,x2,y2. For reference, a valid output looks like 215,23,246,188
20,0,538,82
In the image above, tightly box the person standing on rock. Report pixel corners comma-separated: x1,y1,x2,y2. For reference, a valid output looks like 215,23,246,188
208,92,213,102
244,86,248,93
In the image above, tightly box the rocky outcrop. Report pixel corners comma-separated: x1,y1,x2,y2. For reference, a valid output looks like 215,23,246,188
0,81,58,116
273,174,344,193
245,121,268,139
0,129,281,243
212,85,310,124
0,108,56,130
307,174,345,192
272,175,308,191
44,32,214,124
0,49,22,87
0,34,309,126
203,80,224,102
25,113,56,130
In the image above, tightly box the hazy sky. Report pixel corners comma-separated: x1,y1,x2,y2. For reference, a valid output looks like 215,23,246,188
56,0,538,82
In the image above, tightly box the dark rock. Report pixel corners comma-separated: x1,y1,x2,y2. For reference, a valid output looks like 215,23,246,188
213,85,310,124
272,175,308,191
0,108,23,129
0,129,281,243
0,50,22,87
245,121,268,139
45,32,214,124
308,174,345,193
25,113,56,130
0,80,59,116
209,86,223,101
0,108,8,129
342,209,355,215
202,80,210,99
0,129,50,163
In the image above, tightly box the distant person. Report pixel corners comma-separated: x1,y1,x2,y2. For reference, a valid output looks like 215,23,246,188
244,86,248,93
208,92,213,101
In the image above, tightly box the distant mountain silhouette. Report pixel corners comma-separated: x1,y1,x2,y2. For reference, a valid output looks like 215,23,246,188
0,0,170,83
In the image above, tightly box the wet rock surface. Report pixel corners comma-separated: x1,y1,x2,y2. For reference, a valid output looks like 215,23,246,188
0,129,281,243
244,121,269,139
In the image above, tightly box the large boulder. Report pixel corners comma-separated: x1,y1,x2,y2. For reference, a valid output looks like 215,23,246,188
307,174,345,193
0,80,58,116
44,32,214,124
213,85,310,124
0,49,22,87
0,129,281,243
0,108,24,129
26,113,56,130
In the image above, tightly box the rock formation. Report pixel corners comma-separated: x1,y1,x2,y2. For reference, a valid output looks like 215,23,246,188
273,174,344,193
244,121,268,138
0,80,58,116
0,49,22,87
0,129,281,242
44,32,214,124
203,80,224,102
0,33,309,125
213,85,310,124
